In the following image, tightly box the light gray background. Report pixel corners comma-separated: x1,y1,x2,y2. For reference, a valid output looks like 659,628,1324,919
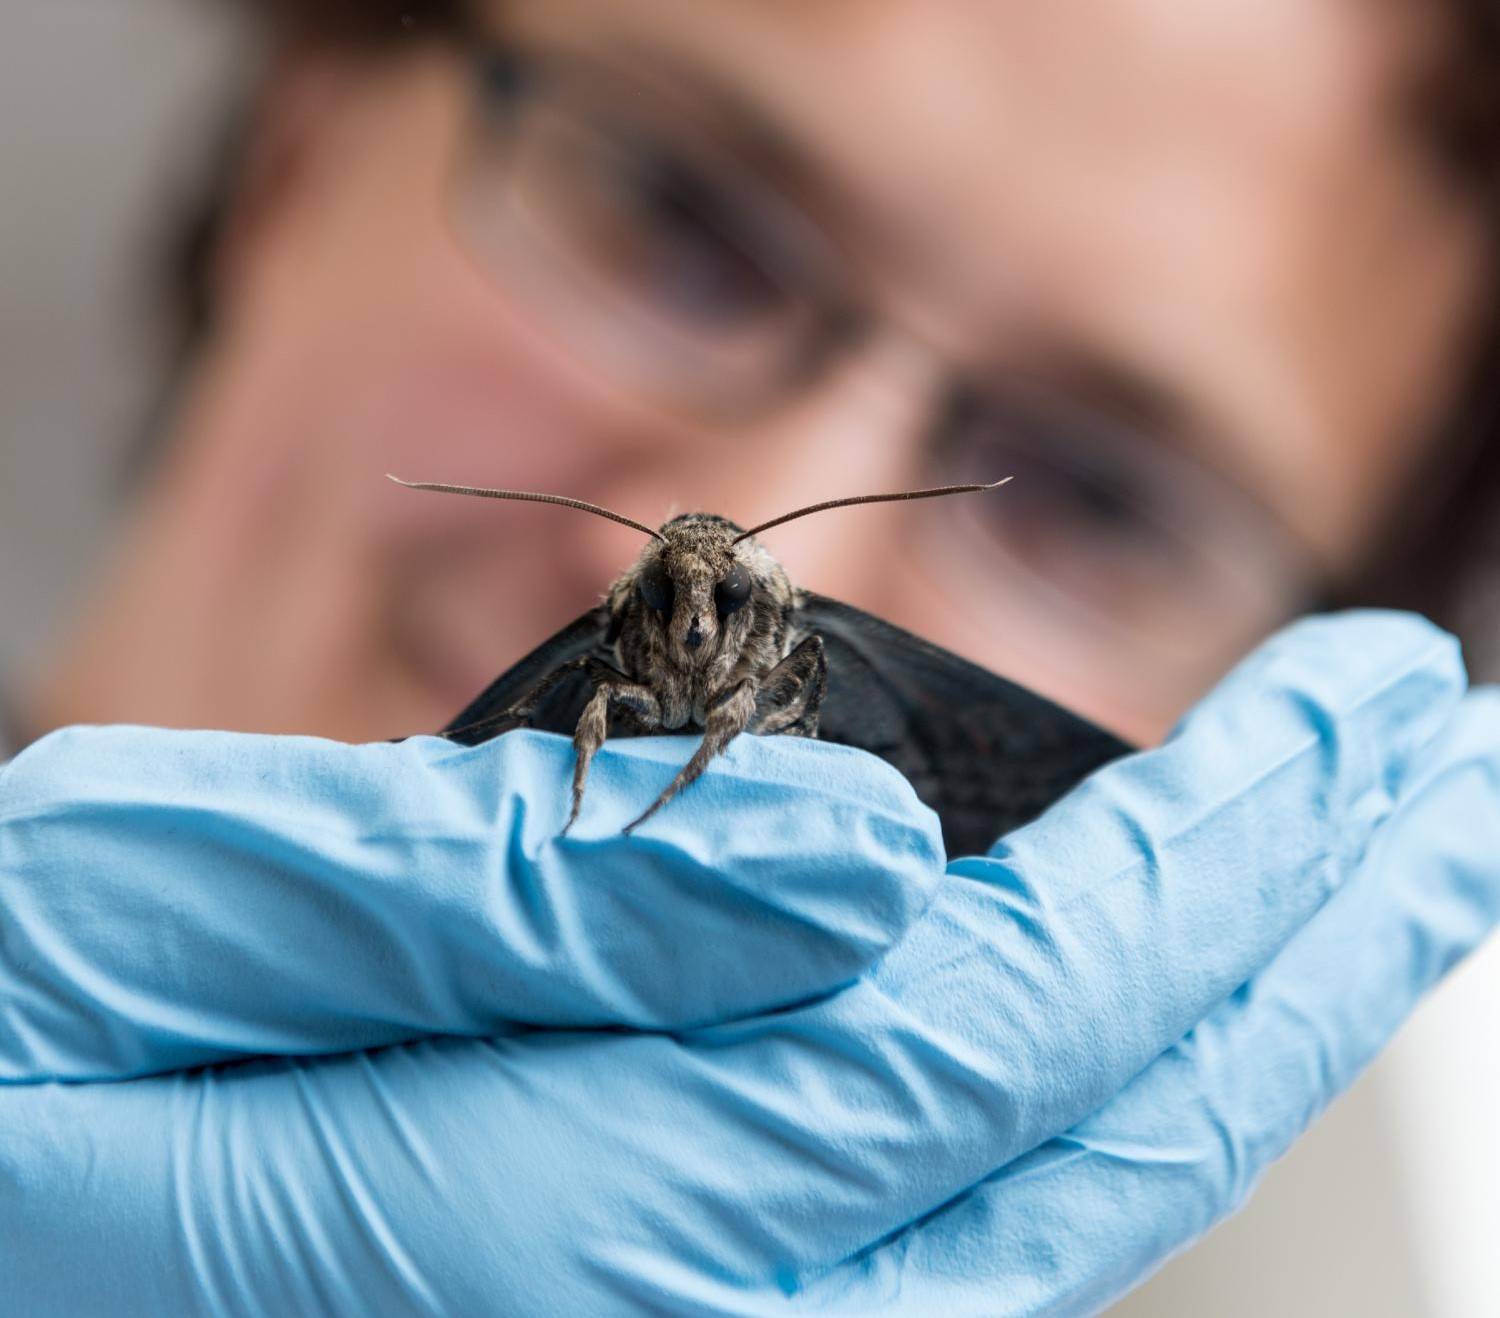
2,5,1494,1315
0,0,247,676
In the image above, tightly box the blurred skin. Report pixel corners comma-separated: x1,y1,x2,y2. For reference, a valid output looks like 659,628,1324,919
19,0,1491,747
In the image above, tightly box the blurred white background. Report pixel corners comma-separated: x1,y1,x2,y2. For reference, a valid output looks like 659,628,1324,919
1,5,1495,1314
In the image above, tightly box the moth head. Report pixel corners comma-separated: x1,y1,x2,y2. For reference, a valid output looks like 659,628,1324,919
635,514,775,662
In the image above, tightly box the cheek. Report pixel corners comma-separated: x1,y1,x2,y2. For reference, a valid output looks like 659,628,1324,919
245,228,636,506
885,560,1210,743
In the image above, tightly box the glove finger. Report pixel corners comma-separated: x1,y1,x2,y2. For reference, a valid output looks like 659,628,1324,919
0,726,942,1083
790,686,1500,1316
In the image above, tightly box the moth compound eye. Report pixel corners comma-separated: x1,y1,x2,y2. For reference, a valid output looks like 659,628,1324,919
638,562,675,615
715,563,752,616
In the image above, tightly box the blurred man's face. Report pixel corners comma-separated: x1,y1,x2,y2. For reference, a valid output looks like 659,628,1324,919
46,0,1486,744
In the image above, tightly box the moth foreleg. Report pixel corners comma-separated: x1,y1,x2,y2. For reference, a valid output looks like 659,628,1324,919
623,679,758,833
564,672,662,833
750,634,827,738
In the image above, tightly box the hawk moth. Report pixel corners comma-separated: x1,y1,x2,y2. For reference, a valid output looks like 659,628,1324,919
391,475,1130,855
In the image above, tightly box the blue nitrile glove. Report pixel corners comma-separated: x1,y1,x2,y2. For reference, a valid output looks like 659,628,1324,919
0,726,943,1081
2,612,1496,1317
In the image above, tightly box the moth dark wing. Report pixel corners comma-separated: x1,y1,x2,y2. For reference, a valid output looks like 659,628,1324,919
797,593,1131,856
442,604,610,745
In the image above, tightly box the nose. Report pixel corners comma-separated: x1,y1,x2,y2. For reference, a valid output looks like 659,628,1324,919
686,616,704,649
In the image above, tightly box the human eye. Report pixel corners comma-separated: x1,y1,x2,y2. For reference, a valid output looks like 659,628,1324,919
496,71,805,335
949,386,1177,544
576,125,793,326
939,383,1199,614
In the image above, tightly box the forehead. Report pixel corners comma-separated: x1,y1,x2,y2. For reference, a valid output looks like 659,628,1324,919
496,0,1483,565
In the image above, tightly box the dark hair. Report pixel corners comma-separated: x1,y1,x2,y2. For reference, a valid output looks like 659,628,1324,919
159,0,1500,666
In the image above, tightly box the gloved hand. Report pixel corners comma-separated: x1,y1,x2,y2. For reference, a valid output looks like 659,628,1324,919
1,612,1496,1317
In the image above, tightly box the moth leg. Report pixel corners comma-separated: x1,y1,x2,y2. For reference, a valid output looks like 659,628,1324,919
750,635,827,738
623,679,759,833
564,673,662,833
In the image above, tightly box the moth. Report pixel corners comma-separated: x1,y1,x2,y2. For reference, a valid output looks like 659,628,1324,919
391,475,1130,854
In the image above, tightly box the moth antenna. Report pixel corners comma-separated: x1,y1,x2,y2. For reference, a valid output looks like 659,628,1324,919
733,478,1011,543
387,475,668,543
